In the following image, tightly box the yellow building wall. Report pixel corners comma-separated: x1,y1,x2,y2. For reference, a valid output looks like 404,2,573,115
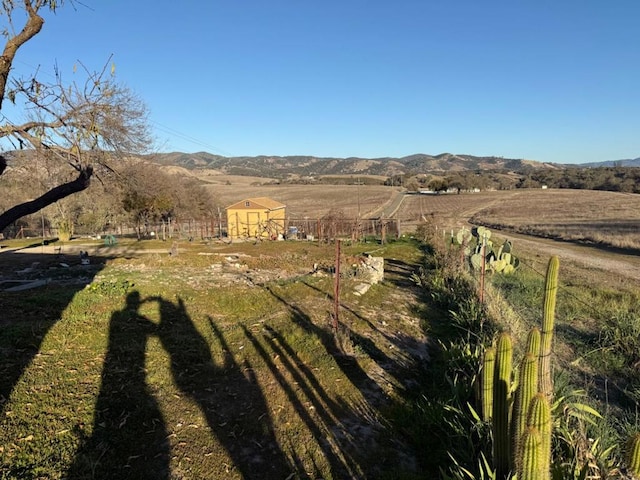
226,207,285,239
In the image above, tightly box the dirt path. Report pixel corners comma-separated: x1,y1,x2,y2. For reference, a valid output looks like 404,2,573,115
482,229,640,290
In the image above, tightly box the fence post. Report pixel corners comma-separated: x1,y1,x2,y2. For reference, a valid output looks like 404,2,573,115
333,239,341,331
479,233,487,303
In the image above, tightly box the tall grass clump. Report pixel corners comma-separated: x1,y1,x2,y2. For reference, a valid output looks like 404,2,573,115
398,223,498,475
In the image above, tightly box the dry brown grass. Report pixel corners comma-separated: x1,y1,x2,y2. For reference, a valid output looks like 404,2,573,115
467,189,640,251
206,183,402,219
395,191,517,231
203,183,640,250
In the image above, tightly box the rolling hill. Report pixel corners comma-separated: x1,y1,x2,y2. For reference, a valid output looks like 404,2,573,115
146,152,556,178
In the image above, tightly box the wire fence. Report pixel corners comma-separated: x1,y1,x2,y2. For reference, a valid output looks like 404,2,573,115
2,216,403,243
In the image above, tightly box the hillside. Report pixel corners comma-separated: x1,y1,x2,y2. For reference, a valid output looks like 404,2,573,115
576,157,640,168
146,152,552,178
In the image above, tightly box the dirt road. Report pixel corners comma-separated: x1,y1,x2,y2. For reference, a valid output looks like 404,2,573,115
499,231,640,289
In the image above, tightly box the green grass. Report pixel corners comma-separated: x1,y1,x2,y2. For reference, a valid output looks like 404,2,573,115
0,237,429,479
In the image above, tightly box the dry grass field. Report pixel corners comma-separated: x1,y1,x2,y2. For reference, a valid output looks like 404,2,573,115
467,188,640,251
393,191,517,231
202,176,402,219
199,178,640,253
392,188,640,250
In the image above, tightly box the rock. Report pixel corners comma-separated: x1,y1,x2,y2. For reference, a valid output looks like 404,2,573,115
354,283,371,296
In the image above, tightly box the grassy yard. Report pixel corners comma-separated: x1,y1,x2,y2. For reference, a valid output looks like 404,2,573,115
3,187,640,479
0,237,428,479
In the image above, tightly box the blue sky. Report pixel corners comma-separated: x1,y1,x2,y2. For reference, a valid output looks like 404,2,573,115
8,0,640,163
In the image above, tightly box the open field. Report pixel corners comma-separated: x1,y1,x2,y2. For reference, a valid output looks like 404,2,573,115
2,186,640,478
0,238,427,479
392,189,640,282
467,189,640,251
205,183,402,219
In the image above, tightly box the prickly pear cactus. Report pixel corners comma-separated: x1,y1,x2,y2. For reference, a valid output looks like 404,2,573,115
456,227,473,245
463,227,519,274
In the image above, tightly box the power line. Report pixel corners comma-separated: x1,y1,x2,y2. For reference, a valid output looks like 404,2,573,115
150,120,235,157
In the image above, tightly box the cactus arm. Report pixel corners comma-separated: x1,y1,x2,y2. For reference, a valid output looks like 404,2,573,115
526,393,552,480
539,256,559,399
525,327,541,357
511,353,538,473
517,426,543,480
493,333,513,480
482,346,496,421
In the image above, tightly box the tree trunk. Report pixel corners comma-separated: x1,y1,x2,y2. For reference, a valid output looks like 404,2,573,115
0,165,93,233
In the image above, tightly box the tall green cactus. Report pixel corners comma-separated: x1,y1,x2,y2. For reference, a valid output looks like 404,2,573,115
517,426,543,480
526,393,551,480
481,257,559,479
525,327,541,357
626,432,640,479
481,346,496,421
493,332,513,480
510,353,538,473
539,256,559,398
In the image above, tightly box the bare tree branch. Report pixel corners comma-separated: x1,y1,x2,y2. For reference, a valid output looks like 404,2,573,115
0,3,152,235
0,163,92,231
0,0,50,110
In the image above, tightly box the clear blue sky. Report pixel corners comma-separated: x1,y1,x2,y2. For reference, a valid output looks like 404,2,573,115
10,0,640,163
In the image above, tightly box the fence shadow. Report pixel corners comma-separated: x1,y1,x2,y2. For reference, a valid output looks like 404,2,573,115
260,284,424,476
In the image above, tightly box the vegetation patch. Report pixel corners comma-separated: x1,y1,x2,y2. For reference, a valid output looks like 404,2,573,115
0,238,429,479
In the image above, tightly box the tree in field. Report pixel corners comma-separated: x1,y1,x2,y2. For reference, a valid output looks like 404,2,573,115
427,178,449,193
0,0,151,234
120,161,220,240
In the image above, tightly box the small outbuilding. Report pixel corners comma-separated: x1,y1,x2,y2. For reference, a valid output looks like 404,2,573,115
226,197,286,240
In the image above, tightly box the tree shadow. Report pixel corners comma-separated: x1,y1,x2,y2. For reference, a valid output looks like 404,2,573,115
259,285,421,477
0,249,110,415
154,296,293,479
67,291,170,480
242,324,365,478
298,278,429,390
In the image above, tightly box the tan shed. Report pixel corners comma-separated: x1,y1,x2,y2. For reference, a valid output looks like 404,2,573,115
226,197,286,240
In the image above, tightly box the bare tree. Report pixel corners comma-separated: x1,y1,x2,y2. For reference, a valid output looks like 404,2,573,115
0,0,151,233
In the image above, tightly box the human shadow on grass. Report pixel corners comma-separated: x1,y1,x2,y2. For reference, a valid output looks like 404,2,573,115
68,293,294,479
0,249,110,416
155,296,293,479
67,291,170,480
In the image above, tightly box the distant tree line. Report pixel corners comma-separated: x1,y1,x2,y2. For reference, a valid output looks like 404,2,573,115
395,166,640,194
1,157,220,240
253,166,640,194
516,166,640,193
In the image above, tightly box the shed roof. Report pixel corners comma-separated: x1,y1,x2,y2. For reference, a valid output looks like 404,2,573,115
226,197,286,211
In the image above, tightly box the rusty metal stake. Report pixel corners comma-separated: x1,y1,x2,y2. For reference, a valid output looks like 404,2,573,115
333,239,341,330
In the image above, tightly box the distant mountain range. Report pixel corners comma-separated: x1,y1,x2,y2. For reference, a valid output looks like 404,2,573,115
147,152,558,178
146,151,640,178
576,158,640,168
